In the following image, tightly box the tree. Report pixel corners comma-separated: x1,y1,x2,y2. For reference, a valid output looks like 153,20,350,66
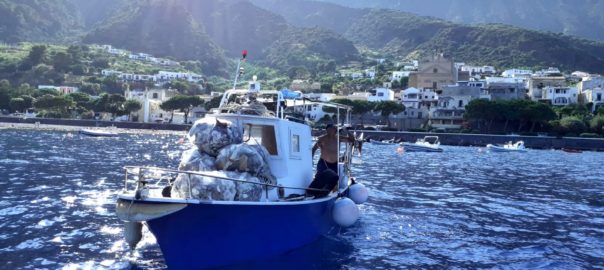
33,95,75,115
528,102,556,132
52,52,72,72
161,95,204,124
123,99,142,121
67,92,92,111
9,98,27,113
373,101,405,128
464,99,491,131
160,98,179,123
590,115,604,135
26,45,47,66
204,96,222,111
560,116,586,135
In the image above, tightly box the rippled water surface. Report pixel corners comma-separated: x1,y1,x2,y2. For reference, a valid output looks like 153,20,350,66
1,129,603,269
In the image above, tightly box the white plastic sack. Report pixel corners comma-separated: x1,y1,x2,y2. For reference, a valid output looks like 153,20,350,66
215,143,276,186
188,118,243,156
171,172,236,201
178,148,216,172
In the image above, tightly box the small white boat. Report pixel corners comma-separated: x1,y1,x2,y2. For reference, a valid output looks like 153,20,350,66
370,139,397,145
79,129,119,137
402,136,443,152
486,141,527,152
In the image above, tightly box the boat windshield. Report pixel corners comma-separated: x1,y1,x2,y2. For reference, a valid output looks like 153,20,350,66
243,123,279,155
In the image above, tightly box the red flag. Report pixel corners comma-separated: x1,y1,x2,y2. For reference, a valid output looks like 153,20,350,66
242,50,248,59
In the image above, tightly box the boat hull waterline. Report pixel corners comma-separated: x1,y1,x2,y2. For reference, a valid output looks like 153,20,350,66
117,196,336,269
402,143,444,152
486,145,527,152
79,129,118,137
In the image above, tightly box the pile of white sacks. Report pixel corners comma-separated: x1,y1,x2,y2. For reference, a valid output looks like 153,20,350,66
171,118,276,201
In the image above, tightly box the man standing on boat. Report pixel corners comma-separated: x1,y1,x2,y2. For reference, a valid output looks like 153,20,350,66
312,124,354,175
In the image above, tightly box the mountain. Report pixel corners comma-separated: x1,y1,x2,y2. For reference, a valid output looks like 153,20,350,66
83,0,227,75
0,0,82,43
264,27,360,71
182,0,288,59
68,0,127,29
313,0,604,42
254,0,604,73
250,0,366,34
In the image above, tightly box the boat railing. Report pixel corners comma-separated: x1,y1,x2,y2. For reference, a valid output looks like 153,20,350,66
123,166,330,201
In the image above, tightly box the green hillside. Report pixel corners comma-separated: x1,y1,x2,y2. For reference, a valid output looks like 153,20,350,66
82,0,227,76
263,27,360,72
0,0,82,43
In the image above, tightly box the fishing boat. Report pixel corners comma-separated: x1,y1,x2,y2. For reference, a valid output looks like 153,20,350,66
114,51,367,269
486,141,527,152
401,136,443,152
79,128,118,137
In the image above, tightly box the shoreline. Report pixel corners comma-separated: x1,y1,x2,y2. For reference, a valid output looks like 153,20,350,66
2,117,604,151
0,121,187,135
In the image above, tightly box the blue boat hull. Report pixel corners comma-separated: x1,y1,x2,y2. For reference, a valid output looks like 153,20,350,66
126,197,336,269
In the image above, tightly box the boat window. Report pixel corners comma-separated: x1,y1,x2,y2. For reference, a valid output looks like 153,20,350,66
243,124,278,155
291,134,300,153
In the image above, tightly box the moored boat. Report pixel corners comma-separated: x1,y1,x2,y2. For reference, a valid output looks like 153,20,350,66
486,141,527,152
79,128,118,137
402,136,443,152
561,147,582,153
370,139,397,145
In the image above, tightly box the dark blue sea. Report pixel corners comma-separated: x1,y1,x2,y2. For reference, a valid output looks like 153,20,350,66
1,129,603,269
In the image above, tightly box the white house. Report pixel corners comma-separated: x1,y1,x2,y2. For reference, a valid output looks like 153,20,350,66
501,69,533,78
38,85,79,94
367,88,395,102
429,82,482,130
125,88,179,123
578,76,604,92
156,71,203,83
582,88,604,112
460,65,496,76
542,86,578,106
534,67,562,76
391,71,411,81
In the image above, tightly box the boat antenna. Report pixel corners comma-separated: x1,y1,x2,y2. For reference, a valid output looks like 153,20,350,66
232,50,247,90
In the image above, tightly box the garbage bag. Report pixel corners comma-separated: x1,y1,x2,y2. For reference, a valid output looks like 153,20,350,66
171,171,265,201
171,172,236,201
178,148,216,172
215,143,276,186
224,171,264,201
188,118,243,156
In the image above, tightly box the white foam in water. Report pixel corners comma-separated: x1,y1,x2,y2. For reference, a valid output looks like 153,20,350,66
34,258,56,266
0,206,28,216
100,226,121,235
79,243,101,251
15,238,45,250
25,185,50,192
35,219,56,228
62,196,77,204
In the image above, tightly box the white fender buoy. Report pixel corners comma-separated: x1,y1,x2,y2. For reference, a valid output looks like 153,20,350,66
332,198,359,227
124,221,143,249
348,183,368,204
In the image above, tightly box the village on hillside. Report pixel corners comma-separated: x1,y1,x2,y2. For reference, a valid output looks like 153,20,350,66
2,44,604,136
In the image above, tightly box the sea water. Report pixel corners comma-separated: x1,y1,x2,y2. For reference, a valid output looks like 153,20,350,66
0,129,603,269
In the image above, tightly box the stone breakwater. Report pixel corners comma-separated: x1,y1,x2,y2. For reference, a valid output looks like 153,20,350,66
0,116,191,131
2,117,603,151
